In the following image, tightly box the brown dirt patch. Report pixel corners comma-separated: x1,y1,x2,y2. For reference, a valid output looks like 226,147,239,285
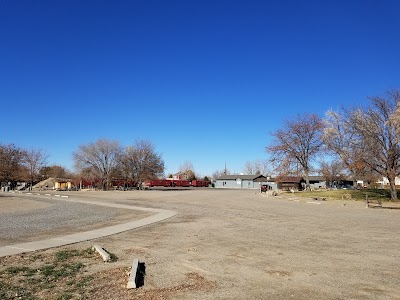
0,247,216,300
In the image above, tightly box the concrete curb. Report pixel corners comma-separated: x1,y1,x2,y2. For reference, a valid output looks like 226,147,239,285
0,194,177,258
92,244,111,262
127,259,139,289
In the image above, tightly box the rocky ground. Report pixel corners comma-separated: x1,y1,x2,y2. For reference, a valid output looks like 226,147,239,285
1,189,399,299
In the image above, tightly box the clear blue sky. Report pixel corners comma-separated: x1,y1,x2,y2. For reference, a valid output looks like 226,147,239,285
1,0,399,177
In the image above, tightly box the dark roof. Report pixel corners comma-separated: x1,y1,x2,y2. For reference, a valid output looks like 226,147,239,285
254,177,275,182
308,176,325,182
54,178,73,182
276,176,303,183
217,174,267,181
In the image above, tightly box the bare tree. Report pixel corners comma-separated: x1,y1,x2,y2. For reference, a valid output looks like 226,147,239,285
319,159,345,188
266,113,324,190
76,166,98,189
255,160,270,176
119,140,164,186
178,161,196,180
73,139,122,190
22,148,48,189
243,159,269,175
347,90,400,200
211,169,230,180
243,161,257,175
0,143,25,186
323,109,369,184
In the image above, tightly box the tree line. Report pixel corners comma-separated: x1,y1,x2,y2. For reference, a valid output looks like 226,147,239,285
266,89,400,200
0,138,208,191
2,89,399,198
73,139,164,190
0,139,164,191
0,145,49,189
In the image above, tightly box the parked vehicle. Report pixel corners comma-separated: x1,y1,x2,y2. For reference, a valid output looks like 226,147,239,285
261,184,271,192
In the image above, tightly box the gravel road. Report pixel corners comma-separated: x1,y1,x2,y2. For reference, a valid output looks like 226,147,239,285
0,193,150,246
1,189,399,299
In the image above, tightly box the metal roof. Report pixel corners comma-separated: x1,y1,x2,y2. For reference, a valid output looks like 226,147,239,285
254,177,275,182
217,175,267,181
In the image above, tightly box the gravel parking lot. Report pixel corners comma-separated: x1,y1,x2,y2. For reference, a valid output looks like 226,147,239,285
0,193,151,247
1,189,399,299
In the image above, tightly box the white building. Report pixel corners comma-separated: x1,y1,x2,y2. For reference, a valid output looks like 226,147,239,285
376,177,400,186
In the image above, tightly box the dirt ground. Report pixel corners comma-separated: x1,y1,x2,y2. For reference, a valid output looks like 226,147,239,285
1,189,400,300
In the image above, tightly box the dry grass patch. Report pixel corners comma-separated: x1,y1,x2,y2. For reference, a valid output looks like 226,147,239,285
0,248,97,300
0,247,216,300
292,189,399,202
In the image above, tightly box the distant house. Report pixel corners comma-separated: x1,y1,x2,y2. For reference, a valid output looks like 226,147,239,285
276,176,304,191
54,179,73,190
275,176,327,190
376,177,400,188
33,177,73,190
214,174,330,191
308,176,326,189
215,174,269,189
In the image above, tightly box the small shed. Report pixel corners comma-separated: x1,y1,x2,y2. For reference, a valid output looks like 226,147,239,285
55,179,72,190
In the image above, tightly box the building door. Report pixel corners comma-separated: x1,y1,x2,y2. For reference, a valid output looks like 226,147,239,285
236,178,242,188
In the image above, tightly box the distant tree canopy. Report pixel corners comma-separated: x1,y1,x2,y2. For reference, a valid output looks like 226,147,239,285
119,140,165,185
211,168,230,180
0,144,49,188
0,143,25,184
318,159,346,188
243,160,269,176
323,109,368,182
73,139,122,190
178,161,196,181
22,148,49,187
324,90,400,200
39,165,70,179
266,113,324,190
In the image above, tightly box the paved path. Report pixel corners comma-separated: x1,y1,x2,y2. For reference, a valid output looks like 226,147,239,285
0,193,177,257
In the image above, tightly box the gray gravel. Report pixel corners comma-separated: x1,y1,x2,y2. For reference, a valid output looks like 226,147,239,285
0,194,146,245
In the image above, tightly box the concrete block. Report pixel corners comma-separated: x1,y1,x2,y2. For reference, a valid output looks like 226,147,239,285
92,244,111,262
127,259,139,289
